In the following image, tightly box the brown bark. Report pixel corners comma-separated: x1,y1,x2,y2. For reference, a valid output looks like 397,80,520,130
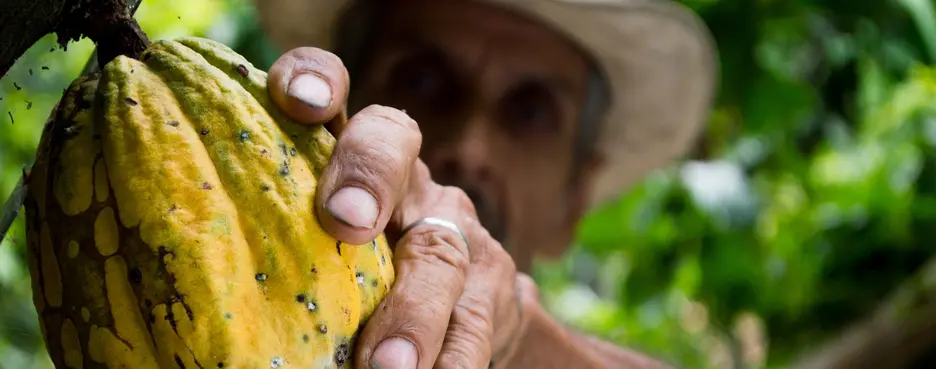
791,256,936,369
0,0,147,79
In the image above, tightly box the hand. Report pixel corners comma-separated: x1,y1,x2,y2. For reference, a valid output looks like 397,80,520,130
267,47,540,369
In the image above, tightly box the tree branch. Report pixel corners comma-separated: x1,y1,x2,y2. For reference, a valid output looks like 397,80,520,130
0,0,147,79
0,0,66,78
791,256,936,369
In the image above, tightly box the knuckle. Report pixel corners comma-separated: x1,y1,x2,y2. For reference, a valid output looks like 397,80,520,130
411,160,433,185
437,349,480,369
339,148,399,201
358,141,403,181
440,306,494,367
456,295,495,334
492,243,516,272
361,105,422,134
354,105,423,156
442,185,477,215
404,229,471,272
389,287,448,321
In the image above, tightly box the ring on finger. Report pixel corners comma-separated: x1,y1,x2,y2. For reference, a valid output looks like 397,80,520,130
399,217,469,253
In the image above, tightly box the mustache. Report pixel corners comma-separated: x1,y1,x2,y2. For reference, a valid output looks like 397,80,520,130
456,185,509,245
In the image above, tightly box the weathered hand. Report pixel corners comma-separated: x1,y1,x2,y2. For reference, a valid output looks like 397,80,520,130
267,47,539,369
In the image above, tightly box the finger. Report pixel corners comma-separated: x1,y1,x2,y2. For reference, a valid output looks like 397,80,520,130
267,46,350,125
315,105,422,245
436,238,517,369
357,196,475,369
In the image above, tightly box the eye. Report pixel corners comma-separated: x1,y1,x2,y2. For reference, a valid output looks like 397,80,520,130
499,82,560,136
387,53,449,99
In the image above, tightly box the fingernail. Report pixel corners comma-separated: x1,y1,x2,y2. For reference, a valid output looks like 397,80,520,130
288,73,332,108
327,186,378,229
371,338,418,369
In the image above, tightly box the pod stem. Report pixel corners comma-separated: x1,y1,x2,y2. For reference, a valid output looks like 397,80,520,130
0,0,150,79
57,0,151,65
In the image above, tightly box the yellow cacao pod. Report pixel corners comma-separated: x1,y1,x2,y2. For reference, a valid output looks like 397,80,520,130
23,37,395,369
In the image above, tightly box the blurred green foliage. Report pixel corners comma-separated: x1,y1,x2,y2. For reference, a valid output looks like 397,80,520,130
2,0,936,368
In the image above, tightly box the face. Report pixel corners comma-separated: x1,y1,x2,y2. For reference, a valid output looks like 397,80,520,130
345,0,603,272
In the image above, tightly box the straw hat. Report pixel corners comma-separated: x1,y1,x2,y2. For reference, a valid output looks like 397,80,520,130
251,0,718,210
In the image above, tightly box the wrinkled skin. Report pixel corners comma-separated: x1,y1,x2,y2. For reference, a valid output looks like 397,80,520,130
267,1,669,369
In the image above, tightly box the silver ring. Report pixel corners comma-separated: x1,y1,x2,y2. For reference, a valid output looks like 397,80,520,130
400,217,469,251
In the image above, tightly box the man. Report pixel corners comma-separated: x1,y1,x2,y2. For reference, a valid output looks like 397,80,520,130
252,0,717,368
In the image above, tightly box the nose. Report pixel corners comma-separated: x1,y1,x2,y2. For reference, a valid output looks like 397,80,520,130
425,116,493,186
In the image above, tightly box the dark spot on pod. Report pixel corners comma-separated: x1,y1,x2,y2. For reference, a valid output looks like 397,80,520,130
310,267,317,274
236,64,249,77
261,184,270,192
165,309,178,330
7,112,12,125
128,267,143,284
26,101,32,110
280,165,289,176
318,324,328,334
175,354,185,368
289,148,297,156
296,293,306,303
173,292,184,302
280,144,288,156
239,130,250,142
371,279,378,287
182,299,197,323
124,97,138,106
169,204,178,213
41,66,49,70
167,121,180,127
336,242,342,256
217,362,224,368
13,82,22,91
255,273,268,282
355,272,364,285
29,68,33,76
334,342,350,367
224,312,232,319
201,182,212,190
201,129,210,135
302,334,310,343
381,255,386,265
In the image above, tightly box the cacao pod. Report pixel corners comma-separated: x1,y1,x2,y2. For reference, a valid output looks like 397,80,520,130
23,37,395,369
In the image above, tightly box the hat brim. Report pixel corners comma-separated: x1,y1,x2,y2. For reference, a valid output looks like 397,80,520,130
251,0,718,210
